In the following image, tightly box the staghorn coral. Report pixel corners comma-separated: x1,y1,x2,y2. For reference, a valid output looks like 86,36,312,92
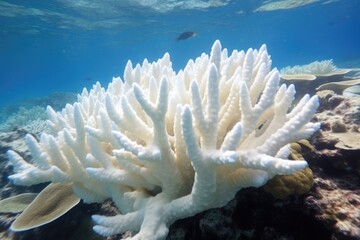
7,40,320,240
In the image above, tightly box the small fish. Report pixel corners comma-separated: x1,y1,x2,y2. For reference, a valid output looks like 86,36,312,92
176,31,197,42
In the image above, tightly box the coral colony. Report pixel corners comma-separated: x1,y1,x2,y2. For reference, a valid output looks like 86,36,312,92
7,40,320,239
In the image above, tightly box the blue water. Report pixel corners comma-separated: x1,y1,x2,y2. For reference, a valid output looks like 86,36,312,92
0,0,359,108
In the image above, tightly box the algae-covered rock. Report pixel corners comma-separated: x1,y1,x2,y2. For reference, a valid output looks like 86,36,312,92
263,141,314,199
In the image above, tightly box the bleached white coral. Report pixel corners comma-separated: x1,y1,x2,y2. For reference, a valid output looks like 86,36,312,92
7,40,320,240
280,59,337,75
0,106,48,133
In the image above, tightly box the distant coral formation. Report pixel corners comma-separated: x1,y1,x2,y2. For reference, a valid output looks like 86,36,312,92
280,59,338,75
0,106,48,134
279,60,357,96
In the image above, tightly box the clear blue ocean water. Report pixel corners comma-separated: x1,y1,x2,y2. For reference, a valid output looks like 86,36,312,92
0,0,359,108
